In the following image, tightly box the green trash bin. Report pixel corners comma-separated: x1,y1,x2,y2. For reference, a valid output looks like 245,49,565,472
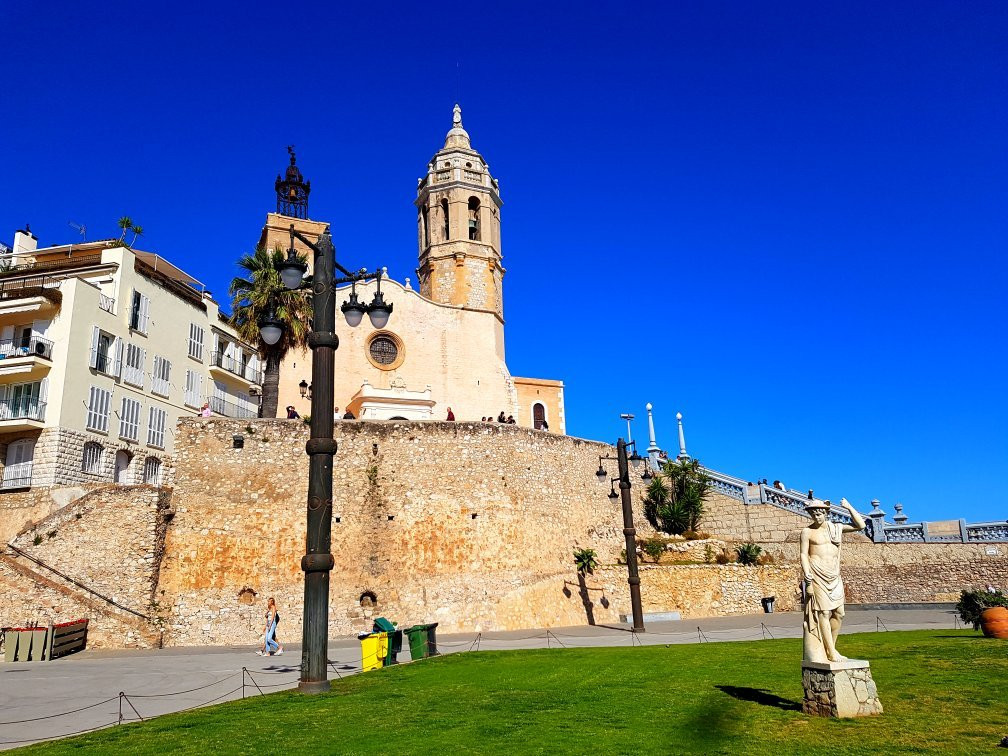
405,623,439,660
373,617,402,666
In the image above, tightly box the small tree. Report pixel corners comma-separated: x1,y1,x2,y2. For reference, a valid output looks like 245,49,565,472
129,223,144,248
643,458,711,535
117,216,133,243
573,548,598,576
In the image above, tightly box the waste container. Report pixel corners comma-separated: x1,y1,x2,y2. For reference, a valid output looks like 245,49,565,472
373,617,402,666
405,623,439,660
761,596,776,614
359,631,388,672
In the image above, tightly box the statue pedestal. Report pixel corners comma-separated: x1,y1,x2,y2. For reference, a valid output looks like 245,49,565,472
802,659,883,718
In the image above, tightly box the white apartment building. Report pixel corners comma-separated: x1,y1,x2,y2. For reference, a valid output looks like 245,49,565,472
0,228,262,491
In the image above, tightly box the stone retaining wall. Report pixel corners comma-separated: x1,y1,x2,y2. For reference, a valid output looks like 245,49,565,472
0,484,98,544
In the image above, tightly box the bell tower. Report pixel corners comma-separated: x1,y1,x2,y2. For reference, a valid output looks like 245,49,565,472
416,105,504,322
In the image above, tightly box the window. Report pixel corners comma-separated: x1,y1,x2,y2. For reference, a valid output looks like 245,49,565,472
119,396,142,441
143,457,162,486
152,355,171,397
82,441,104,475
184,369,203,408
90,327,120,376
0,381,45,421
369,336,398,365
441,198,450,241
533,402,546,430
2,438,35,489
129,290,150,333
86,386,112,432
468,197,480,241
147,406,167,448
188,324,204,361
123,343,146,388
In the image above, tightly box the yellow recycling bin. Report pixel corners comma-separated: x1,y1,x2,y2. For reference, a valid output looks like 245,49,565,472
359,632,389,672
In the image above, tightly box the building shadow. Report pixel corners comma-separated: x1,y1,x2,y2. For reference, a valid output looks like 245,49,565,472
715,685,801,711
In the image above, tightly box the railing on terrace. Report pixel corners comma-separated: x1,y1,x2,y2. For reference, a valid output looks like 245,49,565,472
210,350,263,384
0,253,103,277
1,470,33,489
0,274,63,304
0,335,55,361
98,293,115,314
0,397,46,422
210,394,257,420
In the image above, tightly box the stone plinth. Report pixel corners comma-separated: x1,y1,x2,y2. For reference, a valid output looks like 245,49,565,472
802,659,883,718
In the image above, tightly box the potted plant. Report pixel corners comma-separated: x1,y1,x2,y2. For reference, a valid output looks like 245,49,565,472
956,588,1008,638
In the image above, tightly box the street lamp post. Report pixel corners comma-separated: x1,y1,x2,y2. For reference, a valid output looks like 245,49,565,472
259,224,391,694
596,438,652,633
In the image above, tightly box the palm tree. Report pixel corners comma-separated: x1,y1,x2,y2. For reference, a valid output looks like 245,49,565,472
229,245,312,418
117,216,133,243
643,458,711,535
129,224,144,248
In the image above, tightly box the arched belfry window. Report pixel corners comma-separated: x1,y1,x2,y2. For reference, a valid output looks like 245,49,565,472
468,197,481,241
441,199,450,241
533,403,546,430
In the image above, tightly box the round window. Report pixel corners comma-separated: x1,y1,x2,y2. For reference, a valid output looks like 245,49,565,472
369,336,398,365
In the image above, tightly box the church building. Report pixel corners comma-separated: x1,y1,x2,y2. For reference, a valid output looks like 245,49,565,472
264,106,565,432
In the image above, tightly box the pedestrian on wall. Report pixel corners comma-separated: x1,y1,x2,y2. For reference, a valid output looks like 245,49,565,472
541,419,549,432
343,409,356,420
497,411,506,423
199,401,212,418
258,597,283,656
507,415,516,424
334,407,340,421
286,405,300,420
446,407,455,421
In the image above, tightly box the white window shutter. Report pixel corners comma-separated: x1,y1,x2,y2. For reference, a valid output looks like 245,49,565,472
141,295,150,331
141,348,147,388
90,326,99,369
39,377,48,403
114,338,123,377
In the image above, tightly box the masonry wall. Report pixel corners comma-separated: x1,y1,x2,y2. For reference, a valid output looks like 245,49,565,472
160,418,653,646
0,479,98,543
0,485,171,648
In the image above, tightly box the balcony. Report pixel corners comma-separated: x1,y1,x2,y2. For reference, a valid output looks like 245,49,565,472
0,253,103,278
210,394,257,420
0,397,46,430
0,335,55,378
209,350,263,386
0,276,62,318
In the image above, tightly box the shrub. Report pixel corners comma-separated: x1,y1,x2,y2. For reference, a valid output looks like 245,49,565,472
574,548,598,576
703,544,715,564
714,549,734,565
46,530,57,540
618,548,627,565
756,552,775,565
642,459,711,536
736,542,762,566
641,537,665,562
956,588,1008,630
32,534,43,546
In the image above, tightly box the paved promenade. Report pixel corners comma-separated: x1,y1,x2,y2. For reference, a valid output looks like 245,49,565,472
0,608,958,749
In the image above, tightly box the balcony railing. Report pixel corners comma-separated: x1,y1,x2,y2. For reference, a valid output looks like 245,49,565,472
99,294,115,314
0,397,46,422
0,335,55,361
210,350,263,384
0,254,103,278
0,275,62,305
1,472,33,489
210,394,257,419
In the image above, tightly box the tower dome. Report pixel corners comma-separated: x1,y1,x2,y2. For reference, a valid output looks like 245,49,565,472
275,145,311,219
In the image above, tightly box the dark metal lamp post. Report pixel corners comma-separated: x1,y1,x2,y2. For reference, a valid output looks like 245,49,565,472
596,438,652,633
258,223,392,694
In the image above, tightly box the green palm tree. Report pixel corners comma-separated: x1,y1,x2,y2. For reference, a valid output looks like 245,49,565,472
229,245,312,418
643,458,711,535
117,216,133,243
129,224,144,248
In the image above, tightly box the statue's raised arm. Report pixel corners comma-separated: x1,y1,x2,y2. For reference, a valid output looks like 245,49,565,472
839,497,866,534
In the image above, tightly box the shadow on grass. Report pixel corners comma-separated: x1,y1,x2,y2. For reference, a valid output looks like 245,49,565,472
716,685,801,711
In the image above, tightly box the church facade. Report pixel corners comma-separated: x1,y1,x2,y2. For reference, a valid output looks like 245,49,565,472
264,107,565,432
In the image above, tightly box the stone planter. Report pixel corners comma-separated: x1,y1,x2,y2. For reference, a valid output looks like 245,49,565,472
979,606,1008,639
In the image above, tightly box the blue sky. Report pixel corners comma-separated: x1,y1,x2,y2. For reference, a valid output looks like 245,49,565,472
1,1,1005,523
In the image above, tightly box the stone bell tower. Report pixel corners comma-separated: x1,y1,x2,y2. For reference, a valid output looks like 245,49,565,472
416,105,505,322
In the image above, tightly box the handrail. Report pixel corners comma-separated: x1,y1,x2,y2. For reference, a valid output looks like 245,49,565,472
0,253,103,277
4,544,151,620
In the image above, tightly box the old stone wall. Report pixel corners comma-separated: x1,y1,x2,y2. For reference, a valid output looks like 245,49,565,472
0,485,170,648
0,483,99,544
698,491,870,544
160,418,653,646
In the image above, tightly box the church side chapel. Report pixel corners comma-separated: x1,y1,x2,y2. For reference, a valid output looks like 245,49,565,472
261,106,565,431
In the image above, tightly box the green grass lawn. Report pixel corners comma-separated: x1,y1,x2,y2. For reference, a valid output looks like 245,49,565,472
21,630,1007,755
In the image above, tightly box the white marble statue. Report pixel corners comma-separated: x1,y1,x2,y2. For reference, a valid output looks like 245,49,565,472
800,497,866,663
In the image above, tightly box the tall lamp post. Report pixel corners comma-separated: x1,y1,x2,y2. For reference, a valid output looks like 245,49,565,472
596,438,652,633
259,223,392,694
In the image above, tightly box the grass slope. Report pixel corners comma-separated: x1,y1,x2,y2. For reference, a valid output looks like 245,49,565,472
21,631,1007,755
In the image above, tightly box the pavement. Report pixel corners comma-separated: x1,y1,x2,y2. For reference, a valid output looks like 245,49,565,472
0,607,959,749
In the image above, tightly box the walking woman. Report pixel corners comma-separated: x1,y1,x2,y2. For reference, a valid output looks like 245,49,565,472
258,597,283,656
